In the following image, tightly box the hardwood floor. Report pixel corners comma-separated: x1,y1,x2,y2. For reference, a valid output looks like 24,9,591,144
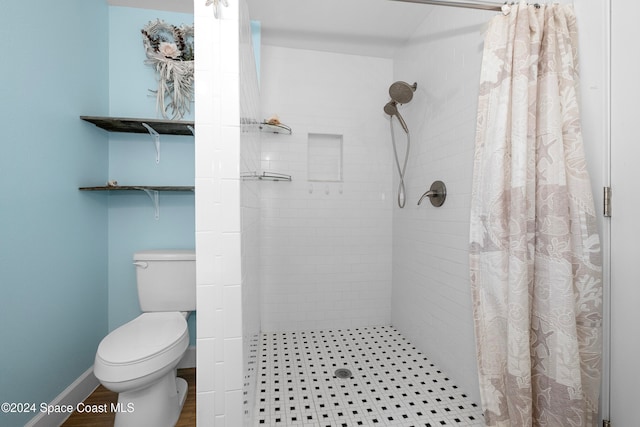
62,368,195,427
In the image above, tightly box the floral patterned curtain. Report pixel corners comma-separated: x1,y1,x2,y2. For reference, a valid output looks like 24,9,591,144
469,3,602,426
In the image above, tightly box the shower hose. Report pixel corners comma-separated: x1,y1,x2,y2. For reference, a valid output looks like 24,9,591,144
390,119,410,208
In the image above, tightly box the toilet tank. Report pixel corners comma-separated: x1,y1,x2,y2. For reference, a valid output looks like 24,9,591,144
133,250,196,312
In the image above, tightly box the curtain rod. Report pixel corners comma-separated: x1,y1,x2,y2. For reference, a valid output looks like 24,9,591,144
389,0,503,12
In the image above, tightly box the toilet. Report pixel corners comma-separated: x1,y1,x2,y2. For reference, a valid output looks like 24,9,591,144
94,249,195,427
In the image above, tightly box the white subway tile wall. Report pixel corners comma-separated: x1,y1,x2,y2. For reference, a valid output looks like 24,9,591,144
259,46,395,332
239,0,263,422
196,1,492,424
390,7,490,404
195,0,262,425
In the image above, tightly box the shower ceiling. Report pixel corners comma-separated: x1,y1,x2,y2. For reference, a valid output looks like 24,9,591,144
246,0,433,57
108,0,434,58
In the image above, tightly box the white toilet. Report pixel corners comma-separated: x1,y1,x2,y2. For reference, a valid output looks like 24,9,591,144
94,249,195,427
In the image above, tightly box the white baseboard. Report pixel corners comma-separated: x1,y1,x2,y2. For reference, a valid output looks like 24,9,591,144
25,366,99,427
25,346,195,427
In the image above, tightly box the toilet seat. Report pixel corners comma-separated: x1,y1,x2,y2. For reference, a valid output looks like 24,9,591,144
94,312,188,384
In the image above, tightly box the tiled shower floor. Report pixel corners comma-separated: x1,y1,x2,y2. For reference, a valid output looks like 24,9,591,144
254,326,483,426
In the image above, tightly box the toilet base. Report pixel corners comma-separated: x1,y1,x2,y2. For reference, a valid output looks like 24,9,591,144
113,370,188,427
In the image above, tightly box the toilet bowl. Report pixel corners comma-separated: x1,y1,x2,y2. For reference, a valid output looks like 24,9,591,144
93,249,195,427
94,312,189,426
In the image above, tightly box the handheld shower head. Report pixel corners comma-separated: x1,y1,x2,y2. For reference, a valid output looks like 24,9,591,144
383,100,398,116
384,101,409,133
389,81,417,104
385,81,416,208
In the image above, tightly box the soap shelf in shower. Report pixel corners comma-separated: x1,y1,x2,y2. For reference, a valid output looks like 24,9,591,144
259,122,292,135
241,171,292,182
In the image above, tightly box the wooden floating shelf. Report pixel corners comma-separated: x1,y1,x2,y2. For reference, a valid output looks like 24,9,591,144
79,186,194,192
80,116,194,135
78,185,194,220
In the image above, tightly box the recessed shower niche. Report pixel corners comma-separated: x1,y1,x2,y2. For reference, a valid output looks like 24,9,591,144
307,133,343,182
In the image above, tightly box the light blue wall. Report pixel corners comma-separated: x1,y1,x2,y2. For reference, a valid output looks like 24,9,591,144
107,7,196,343
0,1,109,426
251,21,261,82
0,6,196,424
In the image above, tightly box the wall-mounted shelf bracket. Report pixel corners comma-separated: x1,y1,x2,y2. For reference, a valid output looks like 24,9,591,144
142,122,161,164
138,187,160,220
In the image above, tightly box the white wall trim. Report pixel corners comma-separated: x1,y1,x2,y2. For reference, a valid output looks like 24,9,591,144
24,346,195,427
25,366,99,427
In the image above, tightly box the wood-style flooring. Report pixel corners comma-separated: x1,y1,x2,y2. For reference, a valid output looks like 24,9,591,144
62,368,195,427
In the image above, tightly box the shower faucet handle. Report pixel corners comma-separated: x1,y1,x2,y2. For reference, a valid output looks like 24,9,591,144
417,180,447,207
417,190,437,205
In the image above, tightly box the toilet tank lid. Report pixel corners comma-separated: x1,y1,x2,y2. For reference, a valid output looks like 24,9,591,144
133,249,195,261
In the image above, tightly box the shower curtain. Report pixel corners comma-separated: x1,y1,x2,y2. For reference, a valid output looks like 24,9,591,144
470,3,602,426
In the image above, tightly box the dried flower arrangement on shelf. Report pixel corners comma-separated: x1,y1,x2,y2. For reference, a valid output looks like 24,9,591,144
141,19,194,120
